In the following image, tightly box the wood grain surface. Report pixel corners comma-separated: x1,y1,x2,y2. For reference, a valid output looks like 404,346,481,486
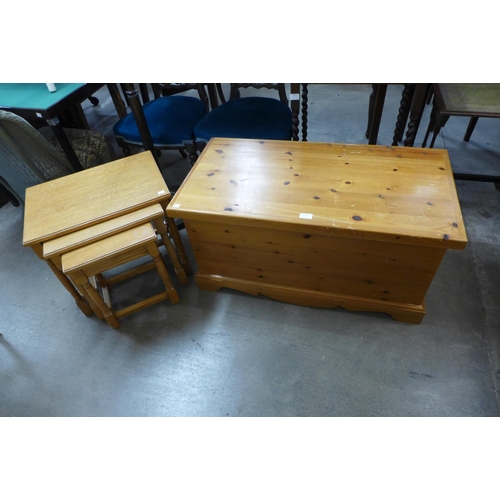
167,138,468,323
24,151,170,246
168,138,467,250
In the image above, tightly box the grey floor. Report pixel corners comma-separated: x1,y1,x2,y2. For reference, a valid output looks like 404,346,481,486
1,84,499,417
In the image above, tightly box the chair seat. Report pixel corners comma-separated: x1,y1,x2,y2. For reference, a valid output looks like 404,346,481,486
39,127,114,169
113,95,207,147
193,96,293,141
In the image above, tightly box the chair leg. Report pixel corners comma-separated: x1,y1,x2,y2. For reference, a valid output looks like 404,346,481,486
426,86,434,105
0,183,20,207
301,84,309,142
183,140,199,165
392,84,414,146
116,138,132,156
179,149,188,159
464,117,478,142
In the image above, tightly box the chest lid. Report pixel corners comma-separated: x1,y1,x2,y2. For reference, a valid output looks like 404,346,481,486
168,138,467,250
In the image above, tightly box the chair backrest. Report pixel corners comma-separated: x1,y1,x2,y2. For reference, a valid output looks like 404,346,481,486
228,83,288,104
122,83,211,112
194,83,299,141
0,111,73,203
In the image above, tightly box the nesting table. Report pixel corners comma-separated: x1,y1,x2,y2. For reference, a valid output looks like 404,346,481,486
23,151,191,317
168,138,467,323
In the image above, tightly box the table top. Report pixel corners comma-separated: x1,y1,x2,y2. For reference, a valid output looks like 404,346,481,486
168,138,467,249
23,151,171,246
435,83,500,116
0,83,85,110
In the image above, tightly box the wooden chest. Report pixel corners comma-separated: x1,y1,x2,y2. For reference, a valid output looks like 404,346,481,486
168,138,467,323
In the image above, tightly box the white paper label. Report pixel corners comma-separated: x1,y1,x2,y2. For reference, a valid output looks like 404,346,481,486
158,190,166,195
299,213,313,219
172,203,181,208
290,93,300,100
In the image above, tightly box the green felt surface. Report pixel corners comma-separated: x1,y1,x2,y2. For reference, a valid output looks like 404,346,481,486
0,83,85,110
438,84,500,115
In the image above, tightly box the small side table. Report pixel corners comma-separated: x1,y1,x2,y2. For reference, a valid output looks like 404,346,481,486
23,151,191,316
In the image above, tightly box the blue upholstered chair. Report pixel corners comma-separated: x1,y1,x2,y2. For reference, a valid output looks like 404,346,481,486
112,84,209,163
184,84,297,163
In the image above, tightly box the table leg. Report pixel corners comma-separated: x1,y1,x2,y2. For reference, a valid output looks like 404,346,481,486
48,253,105,319
71,270,120,328
464,116,479,142
70,103,90,129
153,216,189,285
367,84,387,145
45,259,94,317
47,117,83,172
165,215,193,276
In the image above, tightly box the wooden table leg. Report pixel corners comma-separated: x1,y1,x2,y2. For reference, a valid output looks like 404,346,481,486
153,216,189,285
71,270,120,328
45,259,94,317
165,216,193,276
367,84,387,145
464,116,479,142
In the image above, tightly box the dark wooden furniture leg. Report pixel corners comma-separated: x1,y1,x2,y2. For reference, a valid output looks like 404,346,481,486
422,103,449,148
107,83,128,119
290,83,300,141
392,84,415,146
367,84,387,145
206,84,220,110
366,84,376,139
464,117,479,142
0,183,20,207
139,84,150,104
301,84,309,142
123,86,160,167
404,84,431,147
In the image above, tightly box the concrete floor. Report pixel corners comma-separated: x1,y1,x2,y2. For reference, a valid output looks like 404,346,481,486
1,84,499,416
